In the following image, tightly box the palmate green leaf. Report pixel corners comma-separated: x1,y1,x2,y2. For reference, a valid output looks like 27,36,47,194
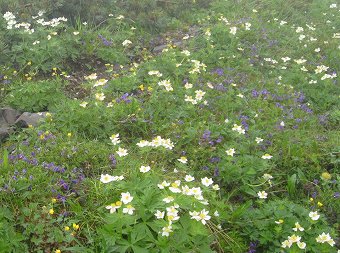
131,245,150,253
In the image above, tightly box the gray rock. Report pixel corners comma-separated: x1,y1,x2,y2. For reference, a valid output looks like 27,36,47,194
0,113,6,127
1,107,21,125
153,44,168,54
153,41,183,54
0,127,10,142
15,112,47,128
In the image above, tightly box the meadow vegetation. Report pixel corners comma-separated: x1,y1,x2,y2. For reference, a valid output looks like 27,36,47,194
0,0,339,252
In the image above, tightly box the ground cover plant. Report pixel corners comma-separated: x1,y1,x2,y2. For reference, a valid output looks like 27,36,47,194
0,0,339,252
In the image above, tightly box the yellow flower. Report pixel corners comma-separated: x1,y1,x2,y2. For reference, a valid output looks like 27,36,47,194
317,202,323,207
73,223,79,230
147,86,153,91
67,132,72,137
52,198,57,203
27,61,32,66
64,226,70,231
49,209,54,215
139,84,144,91
55,250,61,253
321,172,331,180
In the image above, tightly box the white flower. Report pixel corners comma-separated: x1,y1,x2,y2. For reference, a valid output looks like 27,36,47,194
257,191,268,199
296,27,304,33
195,90,206,101
184,82,193,89
161,225,173,237
105,202,121,213
157,180,170,189
288,234,301,243
316,232,332,243
275,219,284,224
85,73,97,80
181,185,193,195
116,15,125,20
140,165,151,173
121,192,133,204
100,174,115,183
122,40,132,46
184,175,195,182
94,79,108,87
330,4,337,8
297,241,306,249
261,154,273,159
110,134,121,145
255,137,263,143
226,148,235,157
123,205,135,215
163,196,174,203
116,175,124,181
116,147,128,157
154,210,165,219
232,124,245,134
212,184,220,191
191,187,202,197
190,209,211,225
281,240,292,248
214,211,219,217
169,180,182,193
184,95,197,104
148,70,162,77
292,222,304,232
201,177,213,187
158,80,173,92
181,50,191,56
309,211,320,221
136,140,150,147
73,31,79,35
230,27,237,35
281,57,291,62
327,239,335,247
79,102,88,108
95,93,105,101
177,156,188,164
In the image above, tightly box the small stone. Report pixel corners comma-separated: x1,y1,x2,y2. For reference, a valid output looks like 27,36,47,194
15,112,47,128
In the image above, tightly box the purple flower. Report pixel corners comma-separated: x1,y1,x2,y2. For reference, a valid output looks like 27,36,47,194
213,167,220,177
209,157,221,163
109,154,117,167
251,89,259,98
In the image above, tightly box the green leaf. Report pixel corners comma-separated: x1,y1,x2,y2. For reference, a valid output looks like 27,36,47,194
287,174,297,197
2,149,9,172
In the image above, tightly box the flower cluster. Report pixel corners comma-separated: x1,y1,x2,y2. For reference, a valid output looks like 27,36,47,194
158,79,173,92
136,136,174,150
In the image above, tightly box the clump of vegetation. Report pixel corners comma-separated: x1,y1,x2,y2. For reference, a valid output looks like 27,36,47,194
0,0,339,252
